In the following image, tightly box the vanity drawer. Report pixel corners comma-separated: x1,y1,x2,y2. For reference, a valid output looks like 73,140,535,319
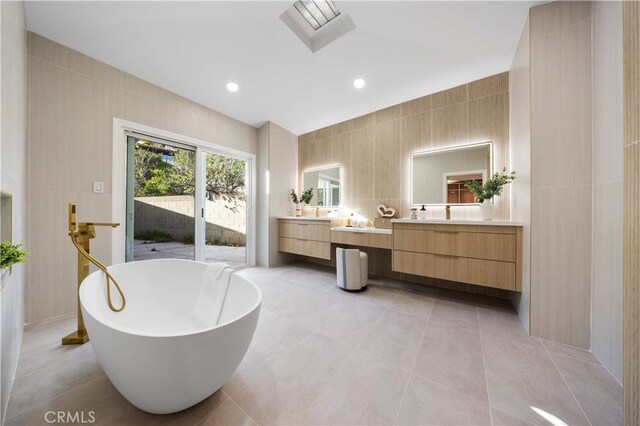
279,221,330,242
460,257,516,290
393,251,516,290
426,231,516,262
331,231,392,249
393,229,428,252
279,237,331,260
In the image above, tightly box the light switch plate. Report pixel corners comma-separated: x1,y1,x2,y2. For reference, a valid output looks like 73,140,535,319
93,181,104,194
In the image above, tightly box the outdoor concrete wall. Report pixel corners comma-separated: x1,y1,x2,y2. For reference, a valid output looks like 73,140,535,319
134,196,246,246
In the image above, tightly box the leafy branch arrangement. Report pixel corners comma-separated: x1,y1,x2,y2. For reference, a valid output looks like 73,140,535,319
464,168,516,203
290,188,315,205
1,241,28,270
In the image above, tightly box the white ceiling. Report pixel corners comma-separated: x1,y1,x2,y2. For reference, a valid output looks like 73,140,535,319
25,1,539,135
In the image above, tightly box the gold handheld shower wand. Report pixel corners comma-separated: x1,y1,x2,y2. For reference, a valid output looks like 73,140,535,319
62,204,125,345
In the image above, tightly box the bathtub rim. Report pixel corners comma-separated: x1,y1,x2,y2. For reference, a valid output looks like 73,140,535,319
79,258,262,339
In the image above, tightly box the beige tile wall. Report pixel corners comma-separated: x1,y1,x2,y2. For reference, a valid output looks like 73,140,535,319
26,33,258,324
298,72,510,223
528,1,593,350
297,73,511,299
623,1,640,423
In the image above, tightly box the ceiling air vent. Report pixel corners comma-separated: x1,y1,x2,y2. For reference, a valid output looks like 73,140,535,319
293,0,340,31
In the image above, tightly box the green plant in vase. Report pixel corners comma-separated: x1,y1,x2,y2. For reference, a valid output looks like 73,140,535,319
290,188,315,216
464,168,516,221
1,241,28,284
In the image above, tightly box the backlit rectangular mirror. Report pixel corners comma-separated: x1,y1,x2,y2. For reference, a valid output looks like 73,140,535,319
303,166,341,207
411,142,492,205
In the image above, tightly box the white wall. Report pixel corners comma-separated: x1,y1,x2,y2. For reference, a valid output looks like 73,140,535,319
0,0,28,421
592,0,623,383
509,16,531,332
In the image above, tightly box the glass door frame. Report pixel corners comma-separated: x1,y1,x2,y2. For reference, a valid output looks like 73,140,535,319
112,118,256,268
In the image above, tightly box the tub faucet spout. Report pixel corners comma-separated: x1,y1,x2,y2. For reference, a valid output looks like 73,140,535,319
63,204,126,345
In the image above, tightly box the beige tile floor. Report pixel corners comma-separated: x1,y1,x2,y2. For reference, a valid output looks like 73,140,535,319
5,262,622,425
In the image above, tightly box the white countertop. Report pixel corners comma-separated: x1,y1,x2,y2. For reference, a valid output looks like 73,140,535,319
278,216,343,221
330,226,393,235
391,218,524,227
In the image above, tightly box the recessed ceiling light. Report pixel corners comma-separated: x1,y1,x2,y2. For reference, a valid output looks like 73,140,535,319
226,82,239,92
353,78,365,89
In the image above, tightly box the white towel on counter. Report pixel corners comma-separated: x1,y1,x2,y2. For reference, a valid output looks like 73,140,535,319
193,262,233,327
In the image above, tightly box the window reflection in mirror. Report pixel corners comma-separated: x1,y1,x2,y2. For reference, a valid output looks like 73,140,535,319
411,143,491,205
303,166,341,207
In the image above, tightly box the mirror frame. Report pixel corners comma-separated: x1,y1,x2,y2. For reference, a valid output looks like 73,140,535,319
410,141,493,206
302,164,343,208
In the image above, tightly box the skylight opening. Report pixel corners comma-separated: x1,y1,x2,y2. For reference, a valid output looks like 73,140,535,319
293,0,340,31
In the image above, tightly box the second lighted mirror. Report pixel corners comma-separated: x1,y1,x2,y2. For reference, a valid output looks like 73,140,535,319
302,166,341,207
411,142,492,205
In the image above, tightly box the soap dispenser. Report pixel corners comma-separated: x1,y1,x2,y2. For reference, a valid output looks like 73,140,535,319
418,205,427,220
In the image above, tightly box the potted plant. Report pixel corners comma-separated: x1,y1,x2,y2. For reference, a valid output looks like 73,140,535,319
290,188,314,216
1,241,28,285
465,168,516,221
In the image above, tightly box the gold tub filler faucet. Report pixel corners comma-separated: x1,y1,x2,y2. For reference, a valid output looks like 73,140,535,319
62,203,126,345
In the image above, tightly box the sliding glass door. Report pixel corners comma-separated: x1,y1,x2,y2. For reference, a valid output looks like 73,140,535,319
125,135,197,262
200,152,248,267
124,133,250,268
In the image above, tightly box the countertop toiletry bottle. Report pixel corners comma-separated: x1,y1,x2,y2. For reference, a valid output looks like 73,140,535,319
419,205,427,219
316,207,320,217
410,208,418,219
348,213,354,227
445,205,451,220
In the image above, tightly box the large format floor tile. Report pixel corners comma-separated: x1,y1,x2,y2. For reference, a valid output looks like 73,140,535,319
413,320,488,403
551,352,623,426
358,309,428,371
482,334,590,425
303,351,410,425
232,332,352,424
395,374,492,425
6,262,622,425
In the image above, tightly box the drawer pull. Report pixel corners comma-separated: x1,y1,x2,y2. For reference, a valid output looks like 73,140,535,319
298,239,308,242
434,230,459,234
297,224,309,226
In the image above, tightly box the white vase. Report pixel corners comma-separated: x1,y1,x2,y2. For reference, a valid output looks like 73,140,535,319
479,201,494,221
1,267,12,288
295,203,302,217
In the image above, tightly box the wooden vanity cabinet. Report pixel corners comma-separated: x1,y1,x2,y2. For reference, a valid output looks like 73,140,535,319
392,223,522,291
278,218,347,260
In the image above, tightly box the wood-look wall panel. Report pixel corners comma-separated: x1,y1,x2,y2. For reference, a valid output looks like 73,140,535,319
432,84,468,108
298,72,511,227
350,127,376,201
529,0,592,38
531,19,593,188
374,121,402,200
401,94,432,117
529,1,593,349
624,142,640,424
623,1,640,423
431,103,469,147
624,1,640,148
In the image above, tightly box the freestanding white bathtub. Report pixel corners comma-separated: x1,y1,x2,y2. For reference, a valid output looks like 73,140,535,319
79,259,261,414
